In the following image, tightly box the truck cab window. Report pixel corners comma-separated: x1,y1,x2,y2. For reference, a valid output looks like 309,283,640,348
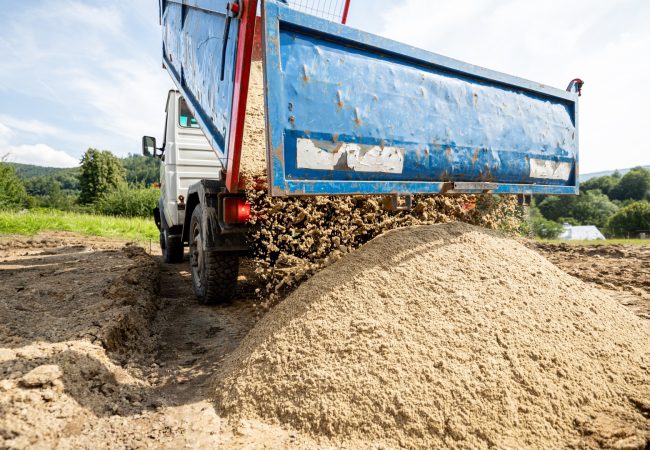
179,98,200,128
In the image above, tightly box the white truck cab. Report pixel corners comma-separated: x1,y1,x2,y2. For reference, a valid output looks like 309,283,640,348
158,91,221,230
143,90,250,304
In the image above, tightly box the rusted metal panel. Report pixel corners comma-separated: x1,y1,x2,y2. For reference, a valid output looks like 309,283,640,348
261,0,580,197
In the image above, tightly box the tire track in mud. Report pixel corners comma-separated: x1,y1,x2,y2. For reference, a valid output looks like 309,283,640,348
149,259,259,407
0,235,278,448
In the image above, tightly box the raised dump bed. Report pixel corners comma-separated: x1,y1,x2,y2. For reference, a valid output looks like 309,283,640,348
159,0,581,197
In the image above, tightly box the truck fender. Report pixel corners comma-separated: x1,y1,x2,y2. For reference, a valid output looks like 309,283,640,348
181,180,248,252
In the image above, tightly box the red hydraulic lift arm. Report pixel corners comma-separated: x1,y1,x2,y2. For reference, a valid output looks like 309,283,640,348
341,0,351,24
225,0,258,192
226,0,352,191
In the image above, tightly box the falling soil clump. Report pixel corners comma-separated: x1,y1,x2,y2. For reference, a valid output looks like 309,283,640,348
240,62,523,300
215,223,650,449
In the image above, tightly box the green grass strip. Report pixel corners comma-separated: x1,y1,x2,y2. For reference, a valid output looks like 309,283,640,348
0,209,158,242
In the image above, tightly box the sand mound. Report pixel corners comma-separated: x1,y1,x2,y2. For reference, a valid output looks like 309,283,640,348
215,223,650,449
240,62,523,299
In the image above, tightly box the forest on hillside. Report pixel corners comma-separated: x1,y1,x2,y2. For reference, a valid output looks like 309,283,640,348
1,150,160,217
531,167,650,238
1,149,649,237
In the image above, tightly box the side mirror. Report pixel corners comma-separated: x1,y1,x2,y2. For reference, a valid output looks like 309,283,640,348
142,136,156,157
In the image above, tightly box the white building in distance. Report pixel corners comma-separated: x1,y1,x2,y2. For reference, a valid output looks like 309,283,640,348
558,224,606,241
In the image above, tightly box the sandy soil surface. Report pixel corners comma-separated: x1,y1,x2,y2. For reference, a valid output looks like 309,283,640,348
1,231,649,449
0,233,312,449
533,242,650,320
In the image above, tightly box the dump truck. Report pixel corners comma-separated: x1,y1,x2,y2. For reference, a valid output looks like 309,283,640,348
143,0,582,303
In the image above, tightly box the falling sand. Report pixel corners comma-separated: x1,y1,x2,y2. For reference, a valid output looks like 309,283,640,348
240,62,523,299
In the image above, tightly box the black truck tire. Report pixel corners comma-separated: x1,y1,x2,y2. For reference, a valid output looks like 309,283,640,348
161,229,184,263
189,206,239,304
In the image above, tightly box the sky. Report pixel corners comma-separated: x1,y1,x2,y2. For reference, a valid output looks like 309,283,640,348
0,0,648,174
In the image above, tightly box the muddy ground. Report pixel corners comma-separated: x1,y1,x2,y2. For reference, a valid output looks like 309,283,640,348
0,233,309,448
532,242,650,320
0,232,648,448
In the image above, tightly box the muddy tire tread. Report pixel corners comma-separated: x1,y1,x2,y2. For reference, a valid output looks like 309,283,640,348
190,207,239,304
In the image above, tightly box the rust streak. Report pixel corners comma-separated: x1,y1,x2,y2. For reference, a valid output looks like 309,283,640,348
272,143,285,169
336,90,344,110
471,148,479,165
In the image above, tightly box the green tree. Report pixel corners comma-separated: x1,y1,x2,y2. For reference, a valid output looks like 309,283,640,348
0,161,31,208
23,176,52,196
535,195,567,222
46,182,75,210
78,149,126,204
94,183,160,217
607,201,650,236
122,154,160,186
537,190,617,228
529,207,563,239
581,175,619,196
609,167,650,201
54,170,81,192
556,216,579,226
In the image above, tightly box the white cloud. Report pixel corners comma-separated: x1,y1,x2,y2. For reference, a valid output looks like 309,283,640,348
0,115,63,137
2,143,79,168
0,122,12,140
71,58,172,146
0,120,78,168
53,1,123,34
0,1,172,158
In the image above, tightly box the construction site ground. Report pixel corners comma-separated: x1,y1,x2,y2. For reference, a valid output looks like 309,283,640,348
0,232,648,448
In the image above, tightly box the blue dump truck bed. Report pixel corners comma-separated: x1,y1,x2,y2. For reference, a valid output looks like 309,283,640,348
160,0,580,196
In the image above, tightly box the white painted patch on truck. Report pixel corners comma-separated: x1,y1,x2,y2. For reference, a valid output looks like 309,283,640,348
529,158,572,180
296,138,405,174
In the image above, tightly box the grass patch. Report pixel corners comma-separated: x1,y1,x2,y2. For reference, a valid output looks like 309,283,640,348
540,238,650,245
0,209,158,242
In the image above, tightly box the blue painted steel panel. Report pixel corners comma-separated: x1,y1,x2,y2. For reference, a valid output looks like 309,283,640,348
160,0,239,166
262,0,580,196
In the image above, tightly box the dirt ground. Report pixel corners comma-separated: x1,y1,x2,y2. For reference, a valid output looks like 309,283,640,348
0,232,648,449
532,242,650,320
0,233,314,449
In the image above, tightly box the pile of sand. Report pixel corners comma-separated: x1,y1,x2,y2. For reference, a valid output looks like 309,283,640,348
215,223,650,449
240,62,523,299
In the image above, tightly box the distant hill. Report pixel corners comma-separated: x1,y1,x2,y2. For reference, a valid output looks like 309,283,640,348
9,155,159,188
580,165,650,182
8,162,79,179
10,161,648,186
